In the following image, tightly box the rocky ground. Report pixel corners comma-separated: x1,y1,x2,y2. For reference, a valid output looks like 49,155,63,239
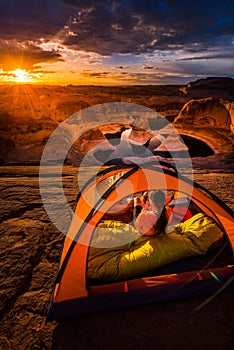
0,165,233,350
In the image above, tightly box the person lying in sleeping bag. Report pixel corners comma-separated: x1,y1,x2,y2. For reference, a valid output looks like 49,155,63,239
133,190,170,236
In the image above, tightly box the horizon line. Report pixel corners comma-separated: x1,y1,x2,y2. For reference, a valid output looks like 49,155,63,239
0,76,233,88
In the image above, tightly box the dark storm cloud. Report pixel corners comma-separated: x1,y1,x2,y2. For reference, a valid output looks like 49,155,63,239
0,41,63,71
0,0,234,57
0,0,72,41
61,0,234,55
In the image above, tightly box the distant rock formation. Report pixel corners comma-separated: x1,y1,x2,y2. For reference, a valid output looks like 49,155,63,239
0,78,233,166
180,77,234,100
175,97,233,131
174,98,234,154
192,152,234,170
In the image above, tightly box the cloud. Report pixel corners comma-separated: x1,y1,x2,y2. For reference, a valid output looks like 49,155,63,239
34,69,57,75
142,65,154,70
81,70,111,78
115,66,129,69
88,60,101,64
177,52,234,61
59,0,234,55
0,40,63,71
1,0,233,57
0,0,72,41
78,55,91,59
161,57,234,77
0,0,233,84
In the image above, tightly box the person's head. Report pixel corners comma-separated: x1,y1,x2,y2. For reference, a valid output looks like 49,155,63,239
149,190,168,235
149,190,166,213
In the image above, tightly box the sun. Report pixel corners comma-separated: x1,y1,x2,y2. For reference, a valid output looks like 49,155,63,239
10,68,35,83
12,68,31,83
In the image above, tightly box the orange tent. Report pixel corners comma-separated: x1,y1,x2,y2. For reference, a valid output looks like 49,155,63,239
47,162,234,320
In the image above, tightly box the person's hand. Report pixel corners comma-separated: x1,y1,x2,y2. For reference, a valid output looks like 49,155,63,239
134,196,141,206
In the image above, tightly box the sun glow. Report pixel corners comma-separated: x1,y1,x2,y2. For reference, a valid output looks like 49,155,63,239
12,69,32,82
10,68,36,83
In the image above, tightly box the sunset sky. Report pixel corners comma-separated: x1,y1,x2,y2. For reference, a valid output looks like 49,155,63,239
0,0,234,85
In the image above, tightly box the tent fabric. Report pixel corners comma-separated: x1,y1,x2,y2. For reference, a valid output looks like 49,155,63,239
47,162,234,321
87,213,224,283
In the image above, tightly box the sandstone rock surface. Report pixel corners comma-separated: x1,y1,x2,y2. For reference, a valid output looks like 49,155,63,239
174,98,234,154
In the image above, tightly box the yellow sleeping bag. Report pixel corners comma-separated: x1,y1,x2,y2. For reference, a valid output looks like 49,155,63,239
87,213,224,283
